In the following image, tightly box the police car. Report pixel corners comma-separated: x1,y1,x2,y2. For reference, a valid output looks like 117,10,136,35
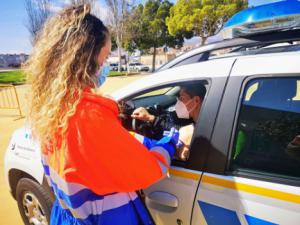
4,1,300,225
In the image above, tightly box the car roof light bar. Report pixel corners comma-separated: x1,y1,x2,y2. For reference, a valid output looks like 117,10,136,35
222,0,300,39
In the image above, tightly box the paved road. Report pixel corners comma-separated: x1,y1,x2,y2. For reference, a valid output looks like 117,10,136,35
0,74,148,225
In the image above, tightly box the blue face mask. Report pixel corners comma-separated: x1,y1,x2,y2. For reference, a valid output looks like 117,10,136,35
98,63,110,86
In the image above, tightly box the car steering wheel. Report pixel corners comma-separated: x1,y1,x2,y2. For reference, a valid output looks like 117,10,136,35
132,117,138,131
131,104,162,133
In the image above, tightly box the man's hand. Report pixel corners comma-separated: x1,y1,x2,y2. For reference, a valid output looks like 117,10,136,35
131,107,155,122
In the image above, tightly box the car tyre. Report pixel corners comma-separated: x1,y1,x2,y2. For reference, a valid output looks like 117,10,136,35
16,178,52,225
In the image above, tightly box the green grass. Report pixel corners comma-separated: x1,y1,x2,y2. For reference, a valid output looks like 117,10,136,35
108,71,128,76
0,70,134,85
0,70,26,84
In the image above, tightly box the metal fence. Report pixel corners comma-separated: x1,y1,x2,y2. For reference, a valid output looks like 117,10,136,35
0,84,24,118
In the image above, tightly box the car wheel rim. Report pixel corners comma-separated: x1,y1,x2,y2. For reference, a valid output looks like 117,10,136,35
22,192,48,225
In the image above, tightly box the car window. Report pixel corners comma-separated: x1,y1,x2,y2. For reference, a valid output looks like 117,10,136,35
127,81,208,164
230,77,300,180
156,53,205,72
172,54,204,68
135,87,173,98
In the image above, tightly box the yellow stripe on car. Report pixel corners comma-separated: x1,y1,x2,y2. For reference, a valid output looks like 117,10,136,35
169,168,300,204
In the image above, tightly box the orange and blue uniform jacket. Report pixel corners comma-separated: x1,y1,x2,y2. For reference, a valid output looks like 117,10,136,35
41,90,177,225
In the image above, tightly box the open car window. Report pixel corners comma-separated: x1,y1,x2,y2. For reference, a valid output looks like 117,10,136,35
133,87,173,99
119,81,208,164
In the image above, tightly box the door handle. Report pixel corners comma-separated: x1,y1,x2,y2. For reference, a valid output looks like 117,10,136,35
145,191,178,208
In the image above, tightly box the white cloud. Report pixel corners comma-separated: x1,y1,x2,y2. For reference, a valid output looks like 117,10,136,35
46,3,63,13
56,0,109,23
62,0,72,5
92,1,109,23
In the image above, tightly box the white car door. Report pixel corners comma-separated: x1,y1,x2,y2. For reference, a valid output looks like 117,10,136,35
191,54,300,225
111,58,237,224
139,59,236,225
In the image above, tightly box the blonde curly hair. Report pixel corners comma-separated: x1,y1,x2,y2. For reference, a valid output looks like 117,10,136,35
24,4,109,152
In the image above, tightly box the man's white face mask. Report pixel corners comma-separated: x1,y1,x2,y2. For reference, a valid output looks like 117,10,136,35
175,98,195,119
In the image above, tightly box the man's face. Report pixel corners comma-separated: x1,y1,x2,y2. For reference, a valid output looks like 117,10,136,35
178,88,202,116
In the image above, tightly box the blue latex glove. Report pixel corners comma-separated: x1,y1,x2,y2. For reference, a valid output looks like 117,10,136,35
157,127,179,146
163,130,183,148
131,130,179,151
134,128,179,159
155,128,179,159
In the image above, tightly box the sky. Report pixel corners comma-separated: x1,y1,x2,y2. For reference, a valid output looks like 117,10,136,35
0,1,31,54
0,0,286,54
0,0,109,54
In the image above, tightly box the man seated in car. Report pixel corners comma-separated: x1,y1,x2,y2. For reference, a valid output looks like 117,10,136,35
131,83,206,160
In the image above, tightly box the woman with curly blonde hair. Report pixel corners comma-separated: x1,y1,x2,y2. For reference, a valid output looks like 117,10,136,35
25,4,179,225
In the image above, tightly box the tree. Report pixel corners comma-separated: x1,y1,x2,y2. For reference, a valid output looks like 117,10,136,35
122,4,143,54
105,0,133,72
24,0,53,42
166,0,248,45
124,0,186,71
25,0,99,43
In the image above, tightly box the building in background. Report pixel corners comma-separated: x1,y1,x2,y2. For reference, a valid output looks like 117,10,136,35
0,54,29,68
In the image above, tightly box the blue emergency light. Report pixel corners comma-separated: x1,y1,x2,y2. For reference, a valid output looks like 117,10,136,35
221,0,300,39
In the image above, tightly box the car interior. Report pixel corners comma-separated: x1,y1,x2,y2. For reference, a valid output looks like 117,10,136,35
118,81,208,161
